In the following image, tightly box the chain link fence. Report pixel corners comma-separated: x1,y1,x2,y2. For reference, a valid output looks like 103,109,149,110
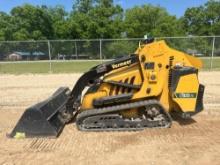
0,36,219,73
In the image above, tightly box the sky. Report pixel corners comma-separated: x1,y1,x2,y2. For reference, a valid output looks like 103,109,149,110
0,0,209,17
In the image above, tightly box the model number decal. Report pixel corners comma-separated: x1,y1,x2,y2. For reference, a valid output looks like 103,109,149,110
111,60,132,69
174,93,197,98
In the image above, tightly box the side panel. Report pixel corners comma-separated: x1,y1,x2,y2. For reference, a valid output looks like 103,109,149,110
170,67,203,113
172,74,199,112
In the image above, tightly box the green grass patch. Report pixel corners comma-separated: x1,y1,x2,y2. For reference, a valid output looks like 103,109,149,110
200,58,220,70
0,58,219,74
0,61,101,74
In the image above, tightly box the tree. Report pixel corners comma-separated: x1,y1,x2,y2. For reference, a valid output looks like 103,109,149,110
182,6,208,35
47,5,73,39
70,0,124,39
182,0,220,35
205,0,220,35
0,12,13,40
88,0,124,38
73,0,95,13
10,4,53,40
124,5,184,38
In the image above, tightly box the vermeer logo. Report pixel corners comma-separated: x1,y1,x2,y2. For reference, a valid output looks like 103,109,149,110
111,60,132,69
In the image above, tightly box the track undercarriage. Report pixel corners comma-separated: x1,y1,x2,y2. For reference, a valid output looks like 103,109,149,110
77,99,172,131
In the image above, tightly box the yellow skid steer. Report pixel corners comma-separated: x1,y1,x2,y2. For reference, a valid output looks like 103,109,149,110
9,38,204,138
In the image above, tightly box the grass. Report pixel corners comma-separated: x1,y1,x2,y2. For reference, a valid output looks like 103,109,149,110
0,58,219,74
200,58,220,70
0,61,101,74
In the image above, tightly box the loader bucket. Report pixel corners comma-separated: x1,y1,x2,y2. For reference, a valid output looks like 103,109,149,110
9,87,71,138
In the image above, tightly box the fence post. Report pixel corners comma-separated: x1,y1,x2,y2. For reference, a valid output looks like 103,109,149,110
99,39,103,63
210,36,215,70
47,40,52,73
74,41,78,59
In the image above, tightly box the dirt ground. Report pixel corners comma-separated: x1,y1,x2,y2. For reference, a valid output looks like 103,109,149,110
0,72,220,165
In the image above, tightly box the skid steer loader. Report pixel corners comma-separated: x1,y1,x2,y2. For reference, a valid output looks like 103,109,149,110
9,38,205,138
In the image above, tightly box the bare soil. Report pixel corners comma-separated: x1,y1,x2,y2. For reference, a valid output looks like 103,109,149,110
0,72,220,165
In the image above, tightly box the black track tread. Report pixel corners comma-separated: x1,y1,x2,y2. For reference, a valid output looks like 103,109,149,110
76,99,172,131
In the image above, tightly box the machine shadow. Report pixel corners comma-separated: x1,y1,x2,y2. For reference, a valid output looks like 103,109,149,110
170,113,197,126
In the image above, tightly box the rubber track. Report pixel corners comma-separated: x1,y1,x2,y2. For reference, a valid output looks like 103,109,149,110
76,99,172,131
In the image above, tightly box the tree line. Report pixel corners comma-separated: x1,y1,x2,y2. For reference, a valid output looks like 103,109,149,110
0,0,220,41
